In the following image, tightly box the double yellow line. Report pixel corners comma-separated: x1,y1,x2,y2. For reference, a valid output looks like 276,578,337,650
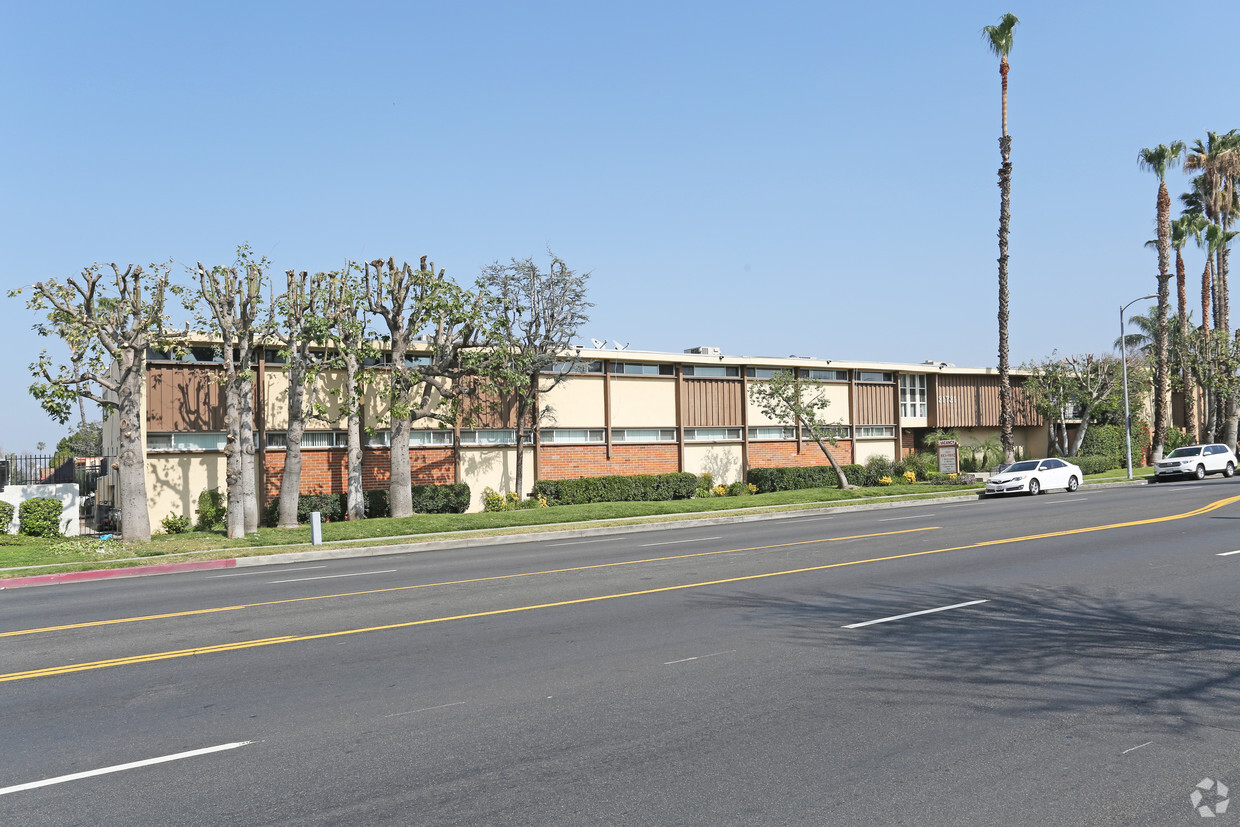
5,494,1238,683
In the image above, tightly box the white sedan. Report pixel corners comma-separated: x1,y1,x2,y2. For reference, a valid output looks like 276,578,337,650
984,458,1083,496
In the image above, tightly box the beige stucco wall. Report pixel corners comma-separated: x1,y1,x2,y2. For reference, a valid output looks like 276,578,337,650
457,446,536,512
540,376,604,427
146,453,228,527
854,439,897,464
265,370,401,430
683,444,744,486
746,382,851,427
610,378,676,427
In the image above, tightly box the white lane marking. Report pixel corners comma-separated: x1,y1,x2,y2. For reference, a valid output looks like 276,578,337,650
1046,498,1088,504
384,702,467,718
1122,741,1153,755
664,650,735,665
640,536,722,547
270,569,398,584
211,566,328,578
0,742,253,796
877,514,934,522
548,538,620,547
842,599,989,629
1218,550,1240,556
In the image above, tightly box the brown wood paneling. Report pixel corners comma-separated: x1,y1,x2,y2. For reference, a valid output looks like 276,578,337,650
931,375,1042,428
680,379,743,427
854,383,896,425
146,366,227,432
454,377,532,429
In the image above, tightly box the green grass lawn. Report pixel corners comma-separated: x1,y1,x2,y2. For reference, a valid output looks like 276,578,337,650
0,472,1138,578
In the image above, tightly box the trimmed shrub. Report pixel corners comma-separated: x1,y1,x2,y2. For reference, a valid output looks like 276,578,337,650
196,488,227,531
864,455,896,481
1078,423,1142,470
161,513,191,534
695,473,714,499
0,501,13,533
19,497,62,537
842,464,872,487
748,465,840,492
411,483,470,514
531,472,697,506
1072,455,1113,475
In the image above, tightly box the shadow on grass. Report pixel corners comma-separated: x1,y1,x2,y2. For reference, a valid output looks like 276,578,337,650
708,583,1240,735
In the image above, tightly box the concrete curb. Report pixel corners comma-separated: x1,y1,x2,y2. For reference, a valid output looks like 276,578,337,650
0,478,1151,589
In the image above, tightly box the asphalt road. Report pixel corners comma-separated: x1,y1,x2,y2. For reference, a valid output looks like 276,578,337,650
4,478,1240,825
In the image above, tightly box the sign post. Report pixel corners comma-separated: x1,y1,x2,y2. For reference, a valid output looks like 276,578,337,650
937,440,959,475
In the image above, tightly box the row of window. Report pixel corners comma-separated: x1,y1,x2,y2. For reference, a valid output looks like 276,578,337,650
147,424,898,452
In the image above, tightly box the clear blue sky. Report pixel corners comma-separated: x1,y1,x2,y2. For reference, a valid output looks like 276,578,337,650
2,1,1236,453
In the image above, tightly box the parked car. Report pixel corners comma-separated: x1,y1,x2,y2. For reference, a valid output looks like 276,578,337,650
984,458,1083,496
1153,444,1237,481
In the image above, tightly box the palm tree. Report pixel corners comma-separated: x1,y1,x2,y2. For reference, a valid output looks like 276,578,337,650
1138,142,1185,462
983,12,1019,463
1171,214,1197,438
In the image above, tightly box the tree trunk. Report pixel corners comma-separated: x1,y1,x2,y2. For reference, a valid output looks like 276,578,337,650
1152,182,1171,463
799,416,851,489
997,134,1014,463
116,354,152,541
346,409,364,521
224,384,245,540
1068,413,1091,457
239,377,258,533
389,413,412,518
1177,248,1195,442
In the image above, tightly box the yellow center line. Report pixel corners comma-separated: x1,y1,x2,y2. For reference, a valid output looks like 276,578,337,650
0,527,937,638
5,494,1238,683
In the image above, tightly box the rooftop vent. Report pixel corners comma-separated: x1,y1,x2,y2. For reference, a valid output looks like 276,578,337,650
684,346,721,356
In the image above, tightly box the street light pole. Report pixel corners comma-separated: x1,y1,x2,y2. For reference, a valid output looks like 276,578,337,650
1121,294,1157,480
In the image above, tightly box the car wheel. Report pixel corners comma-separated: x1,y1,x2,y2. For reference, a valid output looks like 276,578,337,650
1028,478,1040,496
1226,462,1236,478
1196,464,1207,480
1066,476,1079,492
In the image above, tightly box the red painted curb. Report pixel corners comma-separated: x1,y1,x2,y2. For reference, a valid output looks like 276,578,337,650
0,559,238,589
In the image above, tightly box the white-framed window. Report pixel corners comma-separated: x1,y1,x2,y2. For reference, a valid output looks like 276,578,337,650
857,371,894,383
301,431,350,448
748,426,796,440
609,362,675,376
147,432,229,452
800,368,850,382
459,429,532,446
542,359,604,375
682,365,739,378
684,427,742,442
856,425,895,438
808,425,851,440
266,432,287,449
541,428,606,444
900,373,928,418
364,429,391,447
611,428,678,443
409,430,455,447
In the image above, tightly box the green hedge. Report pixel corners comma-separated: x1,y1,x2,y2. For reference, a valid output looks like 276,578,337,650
1079,423,1144,470
1072,455,1113,475
531,472,698,506
0,501,13,533
264,483,471,525
19,497,63,537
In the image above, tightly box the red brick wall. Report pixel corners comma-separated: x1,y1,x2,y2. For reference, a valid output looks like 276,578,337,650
539,444,680,479
747,439,853,468
262,448,455,501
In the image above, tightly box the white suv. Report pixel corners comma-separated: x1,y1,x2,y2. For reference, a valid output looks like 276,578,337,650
1154,444,1238,480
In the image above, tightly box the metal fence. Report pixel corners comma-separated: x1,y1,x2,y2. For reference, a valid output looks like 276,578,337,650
1,454,107,495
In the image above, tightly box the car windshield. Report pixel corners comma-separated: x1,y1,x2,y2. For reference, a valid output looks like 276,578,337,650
1005,461,1038,472
1167,447,1203,458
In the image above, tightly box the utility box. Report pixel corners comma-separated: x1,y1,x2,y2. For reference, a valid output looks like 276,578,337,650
0,459,8,492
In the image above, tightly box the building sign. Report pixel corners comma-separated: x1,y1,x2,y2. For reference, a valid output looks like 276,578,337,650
937,440,958,475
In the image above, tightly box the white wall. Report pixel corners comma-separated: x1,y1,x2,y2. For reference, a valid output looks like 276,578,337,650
0,483,80,537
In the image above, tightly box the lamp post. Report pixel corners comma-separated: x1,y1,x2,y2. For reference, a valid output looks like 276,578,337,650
1121,294,1156,480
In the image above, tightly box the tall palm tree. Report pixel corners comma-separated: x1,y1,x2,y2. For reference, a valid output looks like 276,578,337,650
1138,142,1185,462
1171,214,1196,438
983,12,1019,463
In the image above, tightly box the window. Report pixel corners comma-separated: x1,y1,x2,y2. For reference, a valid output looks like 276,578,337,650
611,428,678,443
266,432,287,449
460,430,532,446
900,374,927,418
748,426,796,440
409,430,455,447
543,360,603,375
800,368,850,382
857,371,894,383
541,429,606,444
609,362,675,376
810,425,851,440
745,367,780,379
364,429,391,447
856,425,895,438
682,365,739,378
146,433,228,452
683,427,742,442
301,431,349,448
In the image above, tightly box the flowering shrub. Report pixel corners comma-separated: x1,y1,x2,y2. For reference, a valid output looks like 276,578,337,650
878,476,893,486
482,488,548,512
712,485,729,497
902,471,917,484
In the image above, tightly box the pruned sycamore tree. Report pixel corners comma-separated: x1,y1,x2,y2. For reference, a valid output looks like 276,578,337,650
271,268,333,528
479,251,592,498
14,262,183,542
320,262,374,521
1022,353,1123,457
364,257,486,518
748,369,852,489
194,245,272,538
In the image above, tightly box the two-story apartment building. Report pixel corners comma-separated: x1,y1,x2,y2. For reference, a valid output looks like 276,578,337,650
103,344,1044,521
